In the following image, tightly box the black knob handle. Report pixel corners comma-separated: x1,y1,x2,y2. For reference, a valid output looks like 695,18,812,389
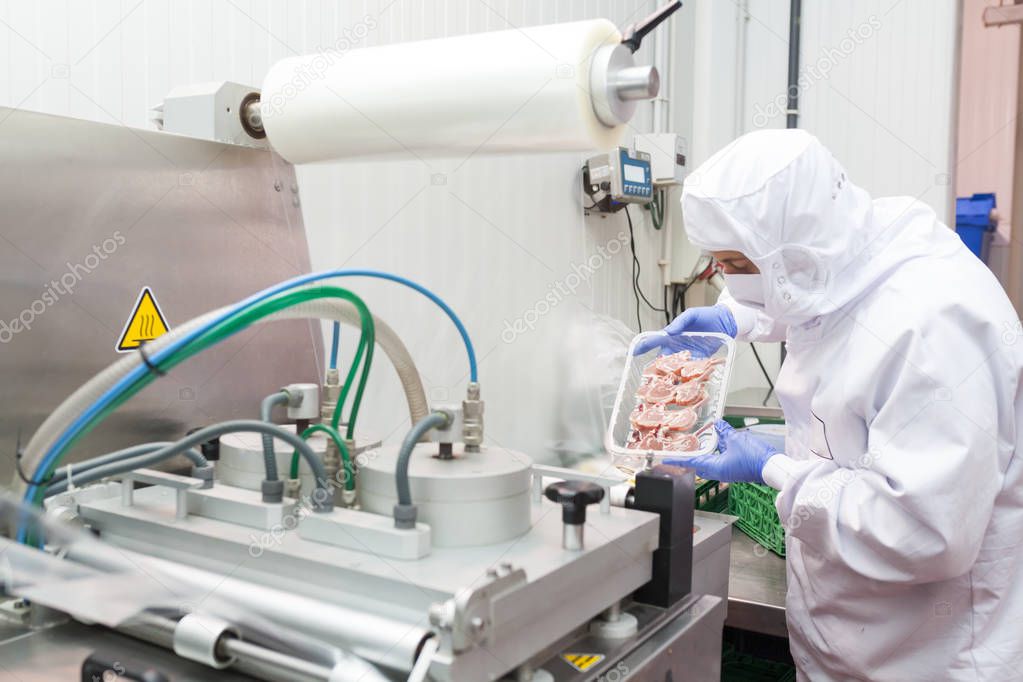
621,1,683,53
544,480,605,525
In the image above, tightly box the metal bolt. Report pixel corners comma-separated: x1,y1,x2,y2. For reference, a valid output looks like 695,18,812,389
469,616,486,635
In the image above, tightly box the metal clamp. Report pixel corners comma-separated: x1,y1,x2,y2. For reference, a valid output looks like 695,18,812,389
428,563,526,653
117,468,204,520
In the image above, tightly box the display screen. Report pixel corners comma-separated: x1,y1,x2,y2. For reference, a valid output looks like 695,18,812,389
623,163,646,184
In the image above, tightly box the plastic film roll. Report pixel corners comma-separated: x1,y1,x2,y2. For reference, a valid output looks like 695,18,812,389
260,19,625,163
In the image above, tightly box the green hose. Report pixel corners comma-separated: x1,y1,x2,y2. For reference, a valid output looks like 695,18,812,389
290,423,353,491
647,190,664,230
30,285,375,509
332,321,374,439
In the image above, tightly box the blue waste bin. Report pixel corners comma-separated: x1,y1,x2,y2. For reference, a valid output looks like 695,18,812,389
955,192,997,263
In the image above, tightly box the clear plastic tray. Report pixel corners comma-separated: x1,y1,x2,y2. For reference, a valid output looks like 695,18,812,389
605,331,736,471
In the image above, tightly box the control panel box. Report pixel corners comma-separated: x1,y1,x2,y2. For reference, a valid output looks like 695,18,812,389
634,133,686,186
584,147,654,209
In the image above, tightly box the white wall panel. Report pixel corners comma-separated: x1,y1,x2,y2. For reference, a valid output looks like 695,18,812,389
733,0,960,224
684,0,959,396
0,0,668,463
0,0,962,458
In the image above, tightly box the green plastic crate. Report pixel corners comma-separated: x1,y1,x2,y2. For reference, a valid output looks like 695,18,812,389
695,478,729,513
728,482,786,557
722,644,797,682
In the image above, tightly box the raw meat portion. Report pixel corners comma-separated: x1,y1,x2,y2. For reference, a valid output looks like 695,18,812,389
640,379,678,404
653,351,692,376
627,431,663,450
627,426,657,443
673,382,707,407
678,357,725,382
637,375,672,392
642,362,665,378
630,406,666,429
625,348,724,453
659,431,699,451
661,407,697,431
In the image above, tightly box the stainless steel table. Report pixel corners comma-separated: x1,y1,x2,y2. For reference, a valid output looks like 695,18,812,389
726,527,788,638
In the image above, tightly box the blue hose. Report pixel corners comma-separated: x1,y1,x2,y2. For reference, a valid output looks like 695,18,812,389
329,321,341,370
21,270,477,541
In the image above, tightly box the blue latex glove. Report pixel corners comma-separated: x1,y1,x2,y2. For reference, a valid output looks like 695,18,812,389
667,421,778,484
633,305,738,357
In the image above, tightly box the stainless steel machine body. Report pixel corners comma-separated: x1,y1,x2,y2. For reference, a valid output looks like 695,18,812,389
0,65,730,679
23,466,728,681
0,106,321,482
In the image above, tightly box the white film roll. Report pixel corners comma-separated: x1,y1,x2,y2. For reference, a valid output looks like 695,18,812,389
260,19,625,163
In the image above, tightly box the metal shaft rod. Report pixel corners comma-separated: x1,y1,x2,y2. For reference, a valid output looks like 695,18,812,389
785,0,802,129
563,523,584,551
121,614,329,682
222,638,333,681
65,542,426,671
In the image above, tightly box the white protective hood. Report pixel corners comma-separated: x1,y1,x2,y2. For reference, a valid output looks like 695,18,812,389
681,129,960,327
681,131,1023,680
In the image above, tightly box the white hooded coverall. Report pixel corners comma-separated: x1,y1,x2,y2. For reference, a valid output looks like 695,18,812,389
683,130,1023,680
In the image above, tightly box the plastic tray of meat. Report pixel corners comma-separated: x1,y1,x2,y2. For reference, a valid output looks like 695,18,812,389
605,331,736,470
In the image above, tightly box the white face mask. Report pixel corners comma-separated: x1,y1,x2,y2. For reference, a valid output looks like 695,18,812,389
723,273,766,310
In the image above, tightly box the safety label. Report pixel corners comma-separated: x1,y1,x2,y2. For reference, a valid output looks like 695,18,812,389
561,653,605,672
116,287,170,352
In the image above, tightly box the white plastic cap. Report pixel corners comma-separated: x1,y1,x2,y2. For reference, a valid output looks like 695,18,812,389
285,383,319,420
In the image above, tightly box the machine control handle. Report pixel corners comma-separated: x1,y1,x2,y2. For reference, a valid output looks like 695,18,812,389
544,480,604,525
621,1,683,53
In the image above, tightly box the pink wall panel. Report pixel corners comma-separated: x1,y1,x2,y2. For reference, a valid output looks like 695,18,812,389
957,0,1020,284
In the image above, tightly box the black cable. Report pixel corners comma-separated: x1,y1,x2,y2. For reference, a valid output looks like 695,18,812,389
16,455,51,487
624,206,667,330
14,428,51,486
626,205,645,331
671,276,699,319
675,282,688,316
750,342,776,396
137,341,166,377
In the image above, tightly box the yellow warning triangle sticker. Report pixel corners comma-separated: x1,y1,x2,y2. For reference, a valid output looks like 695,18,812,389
116,287,170,352
562,653,605,672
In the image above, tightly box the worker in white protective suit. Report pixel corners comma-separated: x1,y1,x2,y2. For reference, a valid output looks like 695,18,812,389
635,129,1023,680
